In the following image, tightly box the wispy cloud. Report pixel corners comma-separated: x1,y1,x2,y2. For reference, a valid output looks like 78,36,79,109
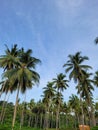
55,0,84,17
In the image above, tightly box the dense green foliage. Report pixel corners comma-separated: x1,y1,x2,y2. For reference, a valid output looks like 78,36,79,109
91,126,98,130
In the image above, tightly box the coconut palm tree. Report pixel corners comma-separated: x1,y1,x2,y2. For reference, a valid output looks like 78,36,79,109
42,93,50,130
53,91,63,130
43,82,56,105
0,44,19,71
79,73,96,126
27,99,35,127
69,94,80,127
76,73,96,126
63,52,91,83
52,73,69,130
11,50,40,130
42,82,55,130
0,44,19,125
34,100,45,128
0,44,19,97
61,102,71,128
0,45,41,130
63,52,92,126
53,73,69,93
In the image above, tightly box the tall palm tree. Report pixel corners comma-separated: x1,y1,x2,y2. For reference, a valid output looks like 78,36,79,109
63,52,92,126
52,73,69,130
0,44,19,125
79,73,94,103
63,52,91,83
0,45,41,130
12,50,40,130
79,73,95,126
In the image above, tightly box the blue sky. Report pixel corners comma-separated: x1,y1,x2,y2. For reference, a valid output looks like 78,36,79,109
0,0,98,103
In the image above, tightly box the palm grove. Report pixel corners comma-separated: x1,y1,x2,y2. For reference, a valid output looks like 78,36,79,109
0,44,98,130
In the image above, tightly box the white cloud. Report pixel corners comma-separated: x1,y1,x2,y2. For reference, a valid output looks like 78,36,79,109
55,0,84,15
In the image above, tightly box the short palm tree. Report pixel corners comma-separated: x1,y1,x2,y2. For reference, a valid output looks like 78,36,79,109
53,91,63,130
52,73,69,130
53,73,69,93
42,82,55,130
43,82,55,103
27,99,35,127
61,102,70,128
69,94,80,126
42,93,50,130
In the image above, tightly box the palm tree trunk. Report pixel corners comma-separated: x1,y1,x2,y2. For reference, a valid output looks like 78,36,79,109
1,92,10,124
76,113,79,126
0,93,7,123
44,105,48,130
28,114,32,127
50,112,53,128
12,87,19,130
20,92,26,129
79,96,85,130
40,114,43,128
20,108,24,130
35,114,39,128
74,113,77,129
77,82,85,130
65,114,67,128
90,105,96,126
56,103,60,130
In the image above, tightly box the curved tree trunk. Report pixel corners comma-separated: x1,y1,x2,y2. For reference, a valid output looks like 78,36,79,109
0,93,7,122
12,87,19,130
1,92,10,124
